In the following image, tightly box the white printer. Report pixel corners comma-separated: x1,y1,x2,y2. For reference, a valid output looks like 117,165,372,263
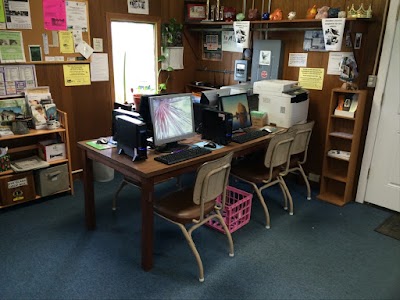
253,80,309,128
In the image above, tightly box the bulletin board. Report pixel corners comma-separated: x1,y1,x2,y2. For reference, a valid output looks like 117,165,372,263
1,0,91,64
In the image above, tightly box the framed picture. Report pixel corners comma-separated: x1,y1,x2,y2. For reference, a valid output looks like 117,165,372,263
202,31,222,61
185,3,206,22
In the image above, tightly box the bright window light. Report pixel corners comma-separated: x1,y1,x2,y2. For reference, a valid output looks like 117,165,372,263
111,21,157,104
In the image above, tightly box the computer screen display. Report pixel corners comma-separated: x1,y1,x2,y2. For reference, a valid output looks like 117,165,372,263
220,93,252,132
149,93,195,151
200,88,230,108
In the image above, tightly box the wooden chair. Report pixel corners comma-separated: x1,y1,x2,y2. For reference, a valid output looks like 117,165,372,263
286,121,315,200
153,152,234,282
230,131,296,229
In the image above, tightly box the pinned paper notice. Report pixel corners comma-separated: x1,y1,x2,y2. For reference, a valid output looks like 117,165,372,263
75,41,93,59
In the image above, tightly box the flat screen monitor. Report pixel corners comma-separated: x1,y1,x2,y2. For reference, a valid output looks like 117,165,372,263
200,88,231,108
149,93,195,152
220,93,252,132
138,93,158,138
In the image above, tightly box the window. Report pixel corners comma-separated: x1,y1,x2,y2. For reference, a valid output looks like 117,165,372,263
107,14,161,104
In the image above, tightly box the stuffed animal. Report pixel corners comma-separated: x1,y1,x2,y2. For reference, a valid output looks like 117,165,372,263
269,8,283,21
288,11,296,20
315,6,330,19
306,5,317,19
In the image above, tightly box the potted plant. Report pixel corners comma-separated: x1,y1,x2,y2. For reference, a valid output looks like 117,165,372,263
158,18,183,93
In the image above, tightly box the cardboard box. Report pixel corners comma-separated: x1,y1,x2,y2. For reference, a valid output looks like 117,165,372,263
34,164,69,196
0,171,36,206
38,140,66,162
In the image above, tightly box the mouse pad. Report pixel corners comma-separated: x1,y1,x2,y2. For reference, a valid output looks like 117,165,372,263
194,141,224,150
86,140,116,150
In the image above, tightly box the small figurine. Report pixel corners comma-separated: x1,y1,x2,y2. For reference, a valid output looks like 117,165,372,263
236,12,245,21
315,6,329,19
288,11,296,20
306,5,317,19
262,12,270,20
248,8,259,20
269,8,283,21
338,10,347,18
328,7,340,18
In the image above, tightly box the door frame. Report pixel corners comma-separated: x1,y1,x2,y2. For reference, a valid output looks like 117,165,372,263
356,0,400,203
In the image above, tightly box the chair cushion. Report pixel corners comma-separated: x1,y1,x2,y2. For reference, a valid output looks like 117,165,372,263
154,187,216,224
231,159,282,184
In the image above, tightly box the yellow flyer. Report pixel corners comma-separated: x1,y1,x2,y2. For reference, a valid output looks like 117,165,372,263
298,68,325,90
59,31,74,53
63,64,91,86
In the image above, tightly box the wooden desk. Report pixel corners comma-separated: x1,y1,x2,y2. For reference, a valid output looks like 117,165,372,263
77,134,272,271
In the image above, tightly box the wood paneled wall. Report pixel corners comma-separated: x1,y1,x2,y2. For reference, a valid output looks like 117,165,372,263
34,0,387,178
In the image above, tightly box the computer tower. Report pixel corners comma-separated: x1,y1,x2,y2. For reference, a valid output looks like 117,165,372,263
115,115,147,161
193,103,217,134
201,108,233,145
112,108,142,141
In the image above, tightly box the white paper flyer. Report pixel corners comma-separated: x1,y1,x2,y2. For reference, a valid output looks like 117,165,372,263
233,21,250,49
322,18,346,51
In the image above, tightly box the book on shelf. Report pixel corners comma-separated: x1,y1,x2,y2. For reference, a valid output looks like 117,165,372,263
43,103,58,121
24,86,53,107
30,104,47,129
334,94,358,118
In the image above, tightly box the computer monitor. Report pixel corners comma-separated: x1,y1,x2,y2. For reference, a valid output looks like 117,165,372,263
149,93,195,152
200,88,231,108
220,93,252,132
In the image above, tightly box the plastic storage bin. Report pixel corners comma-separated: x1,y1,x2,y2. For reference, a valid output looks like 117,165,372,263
93,161,114,182
206,186,252,234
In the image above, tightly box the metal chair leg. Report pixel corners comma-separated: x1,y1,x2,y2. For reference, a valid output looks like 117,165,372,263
178,223,205,282
112,180,129,211
215,211,234,257
298,164,312,200
279,176,293,215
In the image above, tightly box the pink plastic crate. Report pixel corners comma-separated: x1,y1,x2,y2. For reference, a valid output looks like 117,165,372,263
206,186,252,234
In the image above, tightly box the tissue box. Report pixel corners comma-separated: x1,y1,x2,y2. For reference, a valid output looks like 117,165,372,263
38,140,66,162
0,154,11,172
251,111,268,128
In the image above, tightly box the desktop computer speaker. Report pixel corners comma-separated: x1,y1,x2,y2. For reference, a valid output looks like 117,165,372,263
115,115,147,161
201,108,233,145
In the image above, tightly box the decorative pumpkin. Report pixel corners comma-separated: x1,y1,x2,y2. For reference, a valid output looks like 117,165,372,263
315,6,330,19
269,8,283,21
306,5,317,19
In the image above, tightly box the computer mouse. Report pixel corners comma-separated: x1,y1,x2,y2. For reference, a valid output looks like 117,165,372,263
97,138,108,144
262,128,272,133
204,141,217,148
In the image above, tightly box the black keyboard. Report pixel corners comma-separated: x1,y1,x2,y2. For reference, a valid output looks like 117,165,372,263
154,147,212,165
232,130,270,144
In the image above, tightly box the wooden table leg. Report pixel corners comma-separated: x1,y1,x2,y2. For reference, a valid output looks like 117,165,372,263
81,149,95,230
141,178,154,271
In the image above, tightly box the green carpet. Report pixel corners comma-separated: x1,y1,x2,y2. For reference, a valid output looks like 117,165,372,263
375,213,400,240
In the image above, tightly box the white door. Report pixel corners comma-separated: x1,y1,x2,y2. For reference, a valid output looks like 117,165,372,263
362,5,400,212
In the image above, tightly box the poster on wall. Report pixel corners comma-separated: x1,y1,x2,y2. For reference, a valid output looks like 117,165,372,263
66,1,88,32
0,65,37,96
222,30,242,53
127,0,149,15
43,0,67,31
303,31,326,52
0,30,26,63
322,18,345,51
4,0,32,29
202,31,222,61
233,21,250,49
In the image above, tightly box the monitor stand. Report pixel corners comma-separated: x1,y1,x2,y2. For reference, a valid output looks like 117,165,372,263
155,141,190,153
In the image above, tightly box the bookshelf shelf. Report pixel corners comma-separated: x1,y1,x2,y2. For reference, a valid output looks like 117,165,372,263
318,89,367,206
